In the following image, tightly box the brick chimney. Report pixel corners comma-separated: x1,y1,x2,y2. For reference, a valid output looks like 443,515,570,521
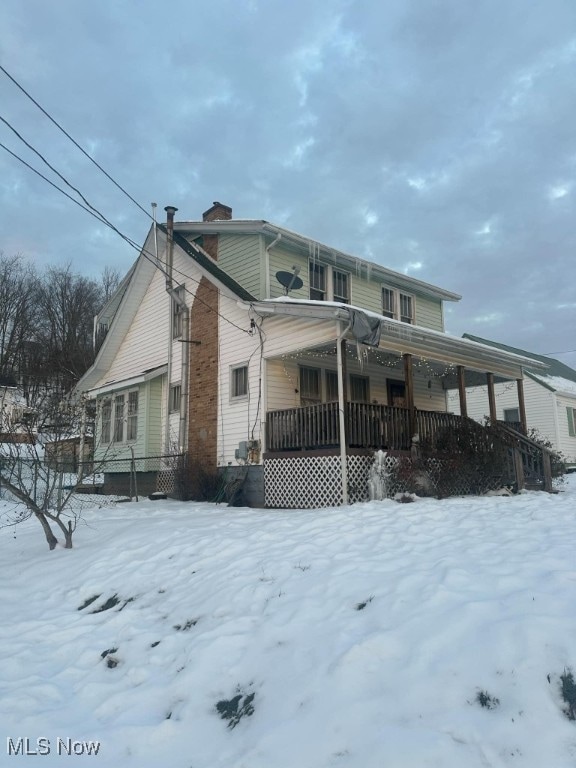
202,201,232,222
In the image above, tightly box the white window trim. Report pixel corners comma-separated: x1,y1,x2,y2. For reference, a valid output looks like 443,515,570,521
100,388,139,445
309,261,351,304
230,363,249,402
382,286,415,324
169,383,181,413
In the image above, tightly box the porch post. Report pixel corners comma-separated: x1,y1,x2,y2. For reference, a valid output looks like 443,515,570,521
516,377,527,434
486,372,497,423
457,366,468,418
336,323,349,505
403,353,416,437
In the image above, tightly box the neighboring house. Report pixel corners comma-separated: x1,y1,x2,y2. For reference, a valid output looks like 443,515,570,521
447,334,576,467
0,374,34,444
76,202,549,507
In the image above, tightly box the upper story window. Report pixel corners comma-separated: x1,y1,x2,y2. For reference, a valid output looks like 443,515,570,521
309,263,326,301
172,285,186,338
332,270,350,304
382,286,414,324
309,263,350,304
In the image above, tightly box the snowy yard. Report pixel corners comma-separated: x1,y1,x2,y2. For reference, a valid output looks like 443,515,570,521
2,480,576,767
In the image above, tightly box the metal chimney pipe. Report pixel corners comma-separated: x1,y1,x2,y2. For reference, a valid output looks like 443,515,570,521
164,205,178,287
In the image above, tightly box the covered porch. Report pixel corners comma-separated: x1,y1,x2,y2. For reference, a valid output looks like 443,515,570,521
253,301,550,506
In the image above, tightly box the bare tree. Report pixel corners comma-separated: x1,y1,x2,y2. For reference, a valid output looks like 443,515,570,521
0,392,99,550
100,265,121,303
0,252,39,380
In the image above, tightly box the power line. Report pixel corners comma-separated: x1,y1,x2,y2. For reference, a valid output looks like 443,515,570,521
0,63,152,221
542,349,576,356
0,137,250,335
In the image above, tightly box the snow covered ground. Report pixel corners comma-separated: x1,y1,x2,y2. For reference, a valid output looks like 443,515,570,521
2,480,576,767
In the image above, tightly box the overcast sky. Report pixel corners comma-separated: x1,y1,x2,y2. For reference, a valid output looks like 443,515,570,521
2,0,576,366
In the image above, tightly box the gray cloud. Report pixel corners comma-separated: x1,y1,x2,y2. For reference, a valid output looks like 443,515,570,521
2,0,576,365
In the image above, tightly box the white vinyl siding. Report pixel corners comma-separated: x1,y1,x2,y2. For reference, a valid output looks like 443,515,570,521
446,377,576,458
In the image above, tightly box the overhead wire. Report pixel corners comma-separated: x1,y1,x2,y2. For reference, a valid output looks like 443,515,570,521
0,63,153,220
0,134,250,335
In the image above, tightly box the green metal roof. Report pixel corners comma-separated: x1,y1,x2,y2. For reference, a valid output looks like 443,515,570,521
462,333,576,386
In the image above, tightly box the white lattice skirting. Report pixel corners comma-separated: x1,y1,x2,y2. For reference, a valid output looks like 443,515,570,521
264,455,375,508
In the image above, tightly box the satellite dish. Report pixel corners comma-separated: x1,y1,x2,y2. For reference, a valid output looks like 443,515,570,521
276,270,303,295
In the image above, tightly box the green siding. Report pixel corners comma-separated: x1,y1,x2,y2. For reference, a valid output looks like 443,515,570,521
217,234,262,297
146,376,164,454
268,246,309,300
94,378,163,468
414,294,444,331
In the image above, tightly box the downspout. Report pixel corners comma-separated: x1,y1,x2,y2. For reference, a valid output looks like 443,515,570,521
164,206,190,453
265,233,282,298
154,204,172,454
336,319,351,505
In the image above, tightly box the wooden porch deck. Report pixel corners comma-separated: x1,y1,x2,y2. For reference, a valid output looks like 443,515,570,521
265,402,553,492
266,402,472,453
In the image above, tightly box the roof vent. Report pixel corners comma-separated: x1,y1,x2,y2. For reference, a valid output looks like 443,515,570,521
202,201,232,222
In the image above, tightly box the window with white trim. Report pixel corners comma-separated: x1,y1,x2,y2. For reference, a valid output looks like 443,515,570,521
332,269,350,304
101,398,112,444
382,286,414,324
309,262,350,303
231,365,248,400
127,391,139,441
113,394,125,443
169,383,181,412
503,407,520,423
309,263,326,301
101,390,139,445
567,407,576,437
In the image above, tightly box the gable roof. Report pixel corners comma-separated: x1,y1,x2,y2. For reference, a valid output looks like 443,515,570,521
462,333,576,394
174,219,461,304
77,225,255,395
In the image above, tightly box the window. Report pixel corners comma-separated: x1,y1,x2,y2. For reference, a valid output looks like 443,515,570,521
382,287,414,324
382,288,395,319
350,374,369,403
169,384,181,412
399,293,414,324
325,370,339,401
504,407,520,423
127,391,139,441
332,270,350,304
172,285,186,338
102,390,139,445
299,366,321,406
231,365,248,399
101,398,112,443
567,407,576,437
113,395,125,443
309,263,326,301
309,262,351,303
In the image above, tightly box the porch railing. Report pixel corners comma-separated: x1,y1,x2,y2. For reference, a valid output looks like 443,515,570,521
266,402,466,453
